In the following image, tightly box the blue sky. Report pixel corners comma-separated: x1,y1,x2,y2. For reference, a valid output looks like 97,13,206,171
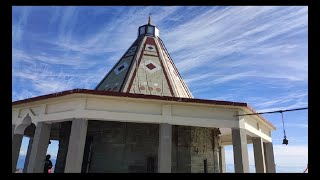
12,6,308,173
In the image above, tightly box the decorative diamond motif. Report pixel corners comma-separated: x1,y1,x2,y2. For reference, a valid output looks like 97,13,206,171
125,46,137,57
118,65,125,71
146,63,156,70
142,60,161,73
145,44,156,52
114,62,129,75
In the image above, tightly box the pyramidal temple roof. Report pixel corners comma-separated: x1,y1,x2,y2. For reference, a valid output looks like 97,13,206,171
95,17,193,98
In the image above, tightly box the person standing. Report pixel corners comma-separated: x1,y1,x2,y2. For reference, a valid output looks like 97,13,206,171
44,154,53,173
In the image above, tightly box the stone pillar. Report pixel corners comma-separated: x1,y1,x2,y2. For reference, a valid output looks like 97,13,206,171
212,128,221,173
23,138,33,173
158,123,172,173
27,122,51,173
54,121,72,173
64,119,88,173
252,137,266,173
219,146,226,173
12,133,23,173
232,128,249,173
263,142,276,173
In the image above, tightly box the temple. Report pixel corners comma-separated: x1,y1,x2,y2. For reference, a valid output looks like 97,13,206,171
12,17,276,173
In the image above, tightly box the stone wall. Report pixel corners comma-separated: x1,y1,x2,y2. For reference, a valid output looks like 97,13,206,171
87,121,159,173
54,120,219,173
172,126,216,173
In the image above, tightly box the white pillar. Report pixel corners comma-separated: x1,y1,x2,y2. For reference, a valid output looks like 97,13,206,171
232,128,249,173
64,119,88,173
12,133,23,172
27,122,51,173
158,123,172,173
264,142,276,173
252,137,266,173
219,146,226,173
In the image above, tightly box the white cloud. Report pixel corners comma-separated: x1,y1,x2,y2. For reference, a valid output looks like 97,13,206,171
224,144,308,172
273,145,308,167
19,149,26,156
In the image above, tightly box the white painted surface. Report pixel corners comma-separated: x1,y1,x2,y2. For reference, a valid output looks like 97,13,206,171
12,93,275,142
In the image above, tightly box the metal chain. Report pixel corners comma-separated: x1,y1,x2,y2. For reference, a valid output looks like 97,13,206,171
281,112,286,138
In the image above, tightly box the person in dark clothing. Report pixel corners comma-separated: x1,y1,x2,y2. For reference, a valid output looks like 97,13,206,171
44,154,53,173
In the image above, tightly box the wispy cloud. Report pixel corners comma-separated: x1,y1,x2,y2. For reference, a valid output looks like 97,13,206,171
58,7,78,45
12,90,37,102
12,49,98,68
12,62,107,100
276,123,308,129
249,91,308,111
162,6,308,85
12,7,31,44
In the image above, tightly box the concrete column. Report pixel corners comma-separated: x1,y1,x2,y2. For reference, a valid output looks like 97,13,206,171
12,125,15,139
23,138,33,173
219,146,226,173
27,122,51,173
54,121,72,173
263,142,276,173
232,128,249,173
252,137,266,173
12,134,23,173
212,129,220,173
158,123,172,173
64,119,88,173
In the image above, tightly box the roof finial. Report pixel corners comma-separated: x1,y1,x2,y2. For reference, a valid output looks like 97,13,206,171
148,13,151,25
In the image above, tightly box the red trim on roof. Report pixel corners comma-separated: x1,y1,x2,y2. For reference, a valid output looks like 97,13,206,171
126,38,147,93
158,37,193,98
120,37,145,91
152,37,175,96
12,89,276,129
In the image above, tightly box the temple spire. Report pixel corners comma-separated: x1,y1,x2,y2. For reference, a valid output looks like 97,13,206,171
148,14,151,25
95,16,193,98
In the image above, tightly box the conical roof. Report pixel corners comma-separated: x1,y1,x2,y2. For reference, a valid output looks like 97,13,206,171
95,18,193,98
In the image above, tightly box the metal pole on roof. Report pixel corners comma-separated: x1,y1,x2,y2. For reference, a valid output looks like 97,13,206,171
235,107,307,145
235,107,308,116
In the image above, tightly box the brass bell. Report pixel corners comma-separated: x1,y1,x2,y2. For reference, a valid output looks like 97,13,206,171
282,136,288,145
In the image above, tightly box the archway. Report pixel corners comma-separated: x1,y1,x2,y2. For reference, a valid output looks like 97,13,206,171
12,114,35,173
